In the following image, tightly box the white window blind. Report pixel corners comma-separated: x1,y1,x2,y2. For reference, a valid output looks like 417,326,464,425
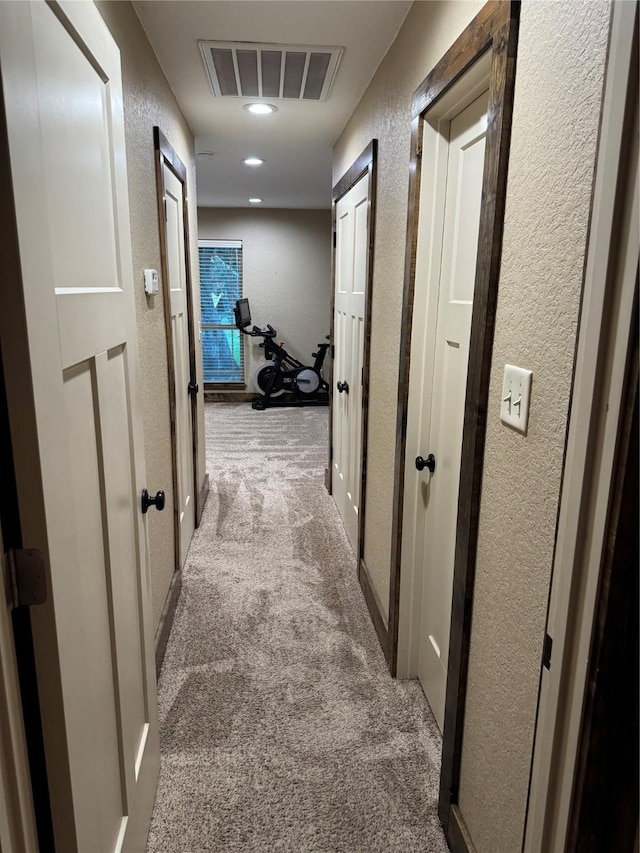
198,240,244,385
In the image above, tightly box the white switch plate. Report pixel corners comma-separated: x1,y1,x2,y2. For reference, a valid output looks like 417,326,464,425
500,364,532,433
143,268,159,295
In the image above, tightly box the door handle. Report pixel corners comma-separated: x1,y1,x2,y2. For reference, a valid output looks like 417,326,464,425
141,489,165,514
415,454,435,473
188,381,199,396
337,380,349,394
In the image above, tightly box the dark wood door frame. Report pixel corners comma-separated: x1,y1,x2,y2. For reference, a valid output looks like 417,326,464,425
387,2,520,848
328,141,384,647
153,127,203,548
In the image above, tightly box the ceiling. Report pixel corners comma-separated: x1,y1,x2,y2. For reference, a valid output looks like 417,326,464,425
133,1,412,209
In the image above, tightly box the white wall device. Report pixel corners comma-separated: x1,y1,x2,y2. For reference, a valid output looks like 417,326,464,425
144,268,159,295
500,364,533,433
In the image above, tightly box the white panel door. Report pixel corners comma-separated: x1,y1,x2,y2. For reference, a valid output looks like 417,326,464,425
0,2,159,850
163,164,195,568
415,92,489,730
332,172,370,554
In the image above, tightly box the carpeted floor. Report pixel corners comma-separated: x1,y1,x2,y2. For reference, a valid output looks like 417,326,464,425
147,402,449,853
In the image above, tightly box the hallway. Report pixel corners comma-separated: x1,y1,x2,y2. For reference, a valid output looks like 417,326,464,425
147,403,447,852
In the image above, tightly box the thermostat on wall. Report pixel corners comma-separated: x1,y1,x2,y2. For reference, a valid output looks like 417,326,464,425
144,268,159,295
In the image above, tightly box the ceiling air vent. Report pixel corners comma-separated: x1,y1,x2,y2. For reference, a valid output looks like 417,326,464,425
199,41,343,102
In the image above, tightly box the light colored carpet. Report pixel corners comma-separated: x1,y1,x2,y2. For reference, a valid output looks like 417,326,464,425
147,402,449,853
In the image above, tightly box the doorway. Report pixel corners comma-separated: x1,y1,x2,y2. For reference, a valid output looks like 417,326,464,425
402,75,490,731
388,2,520,844
332,170,369,554
154,128,200,571
329,142,383,641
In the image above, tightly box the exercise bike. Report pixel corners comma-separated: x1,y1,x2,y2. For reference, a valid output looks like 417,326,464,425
234,298,330,410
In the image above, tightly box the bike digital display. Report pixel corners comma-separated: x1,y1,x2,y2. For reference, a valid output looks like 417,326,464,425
235,298,252,328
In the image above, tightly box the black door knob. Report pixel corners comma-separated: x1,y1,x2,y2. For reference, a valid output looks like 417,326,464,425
337,380,349,394
141,489,165,514
415,454,436,473
188,381,199,396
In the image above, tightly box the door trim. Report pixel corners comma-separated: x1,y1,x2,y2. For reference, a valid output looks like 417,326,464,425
153,127,201,554
388,1,520,843
154,566,182,679
329,141,380,640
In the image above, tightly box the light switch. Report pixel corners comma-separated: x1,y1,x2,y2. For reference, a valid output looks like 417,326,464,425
144,268,159,295
500,364,532,434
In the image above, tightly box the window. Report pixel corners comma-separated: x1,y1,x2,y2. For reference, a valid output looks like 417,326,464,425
198,240,244,385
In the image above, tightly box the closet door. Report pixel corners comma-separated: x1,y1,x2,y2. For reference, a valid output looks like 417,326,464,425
332,171,370,554
0,2,160,849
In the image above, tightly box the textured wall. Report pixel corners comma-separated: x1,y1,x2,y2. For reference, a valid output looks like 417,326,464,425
333,0,485,615
96,1,205,631
457,3,610,851
198,208,332,387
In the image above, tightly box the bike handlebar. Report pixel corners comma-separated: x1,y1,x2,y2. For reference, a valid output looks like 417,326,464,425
253,323,276,338
238,322,277,338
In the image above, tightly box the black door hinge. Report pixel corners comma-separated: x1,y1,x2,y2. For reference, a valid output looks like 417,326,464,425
333,230,336,249
542,633,553,670
6,549,47,609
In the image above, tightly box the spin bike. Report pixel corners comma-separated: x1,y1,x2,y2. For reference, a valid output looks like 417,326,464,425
234,298,330,410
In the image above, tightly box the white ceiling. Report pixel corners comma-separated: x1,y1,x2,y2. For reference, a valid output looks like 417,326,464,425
133,1,412,209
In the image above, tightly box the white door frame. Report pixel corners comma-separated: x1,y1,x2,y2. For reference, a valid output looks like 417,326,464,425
524,3,638,849
398,53,491,683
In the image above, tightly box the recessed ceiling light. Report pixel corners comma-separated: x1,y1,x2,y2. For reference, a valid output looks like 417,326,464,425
244,157,265,166
249,198,263,204
244,103,277,115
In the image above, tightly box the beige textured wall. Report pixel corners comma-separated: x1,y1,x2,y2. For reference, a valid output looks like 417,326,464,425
333,0,484,615
96,1,205,631
198,208,332,386
458,3,611,851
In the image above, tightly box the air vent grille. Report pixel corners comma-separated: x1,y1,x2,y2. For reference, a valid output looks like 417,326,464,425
199,41,343,101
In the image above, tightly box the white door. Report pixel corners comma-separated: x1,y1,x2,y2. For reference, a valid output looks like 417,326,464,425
411,91,489,730
163,163,195,568
332,172,370,554
0,2,159,850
